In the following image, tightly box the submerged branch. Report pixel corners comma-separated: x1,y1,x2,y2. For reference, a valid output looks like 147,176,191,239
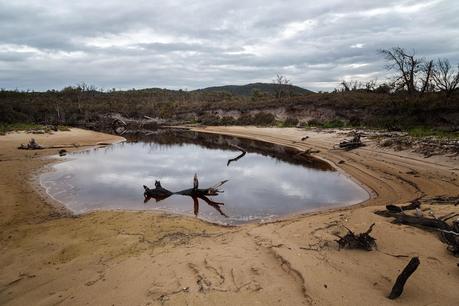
227,144,246,166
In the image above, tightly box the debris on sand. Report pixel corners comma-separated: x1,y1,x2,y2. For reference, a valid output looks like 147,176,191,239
337,133,364,151
335,223,376,251
376,134,459,158
18,138,43,150
375,200,459,256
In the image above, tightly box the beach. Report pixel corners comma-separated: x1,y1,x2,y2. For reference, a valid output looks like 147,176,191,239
1,127,458,306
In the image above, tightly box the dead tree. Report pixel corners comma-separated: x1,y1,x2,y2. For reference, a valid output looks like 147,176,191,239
420,60,434,94
431,58,459,95
273,74,290,98
379,47,433,95
143,174,229,217
388,257,420,299
336,223,376,251
227,144,246,166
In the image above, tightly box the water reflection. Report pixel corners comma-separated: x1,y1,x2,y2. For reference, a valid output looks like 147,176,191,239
40,129,369,224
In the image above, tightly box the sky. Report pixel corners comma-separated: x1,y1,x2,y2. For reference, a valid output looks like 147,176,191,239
1,0,458,92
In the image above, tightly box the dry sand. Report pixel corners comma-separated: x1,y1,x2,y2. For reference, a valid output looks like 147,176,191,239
0,127,458,306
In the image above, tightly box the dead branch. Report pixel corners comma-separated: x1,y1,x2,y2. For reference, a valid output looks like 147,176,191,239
227,144,246,166
386,200,421,213
388,257,420,299
143,174,229,217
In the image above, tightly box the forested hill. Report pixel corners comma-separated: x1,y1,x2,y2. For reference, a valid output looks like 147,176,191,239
193,82,313,96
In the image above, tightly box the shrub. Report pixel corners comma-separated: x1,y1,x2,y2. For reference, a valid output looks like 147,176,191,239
283,116,299,127
252,112,275,126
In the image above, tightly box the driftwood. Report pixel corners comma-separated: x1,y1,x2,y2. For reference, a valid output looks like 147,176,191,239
375,201,459,256
227,144,246,166
18,138,43,150
388,257,420,299
336,223,376,251
337,134,364,151
143,174,229,217
386,200,420,212
112,118,127,135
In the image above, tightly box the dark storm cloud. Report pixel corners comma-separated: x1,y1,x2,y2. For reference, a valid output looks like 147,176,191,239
1,0,458,91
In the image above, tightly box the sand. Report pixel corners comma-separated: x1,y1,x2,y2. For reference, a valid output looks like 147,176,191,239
0,127,458,306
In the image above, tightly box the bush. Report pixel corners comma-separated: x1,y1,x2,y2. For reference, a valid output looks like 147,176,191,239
220,116,236,125
236,114,253,125
197,114,220,125
252,112,275,126
322,119,345,128
283,116,299,127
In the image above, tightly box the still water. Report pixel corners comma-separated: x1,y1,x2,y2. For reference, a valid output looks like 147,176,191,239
40,130,369,224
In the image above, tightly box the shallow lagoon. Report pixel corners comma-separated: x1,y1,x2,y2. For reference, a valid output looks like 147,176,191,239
41,130,369,224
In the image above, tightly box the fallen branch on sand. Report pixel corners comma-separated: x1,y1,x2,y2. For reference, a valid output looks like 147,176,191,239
375,200,459,256
388,257,420,299
386,200,421,212
336,223,376,251
227,144,246,166
143,174,229,217
335,134,364,151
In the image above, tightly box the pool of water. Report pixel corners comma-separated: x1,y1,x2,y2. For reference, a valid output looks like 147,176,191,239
40,130,369,224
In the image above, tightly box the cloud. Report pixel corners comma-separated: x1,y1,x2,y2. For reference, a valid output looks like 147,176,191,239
0,0,458,91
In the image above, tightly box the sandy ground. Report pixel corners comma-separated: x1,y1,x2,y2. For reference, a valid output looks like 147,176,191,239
0,127,458,306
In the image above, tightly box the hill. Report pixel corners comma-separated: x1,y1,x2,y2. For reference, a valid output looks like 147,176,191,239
193,82,313,96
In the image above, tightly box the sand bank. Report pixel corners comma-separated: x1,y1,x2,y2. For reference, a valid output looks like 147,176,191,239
1,127,458,306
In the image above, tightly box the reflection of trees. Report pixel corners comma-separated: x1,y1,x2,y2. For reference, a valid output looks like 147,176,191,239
143,174,228,218
127,129,334,171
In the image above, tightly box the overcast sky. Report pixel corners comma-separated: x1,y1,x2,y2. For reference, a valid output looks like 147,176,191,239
1,0,458,92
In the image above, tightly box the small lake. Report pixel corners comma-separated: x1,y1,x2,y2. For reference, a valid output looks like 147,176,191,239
40,130,369,224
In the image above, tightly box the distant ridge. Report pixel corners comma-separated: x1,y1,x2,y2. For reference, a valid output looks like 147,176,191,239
193,82,313,96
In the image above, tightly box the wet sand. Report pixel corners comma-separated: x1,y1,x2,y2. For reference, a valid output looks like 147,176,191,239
1,127,458,306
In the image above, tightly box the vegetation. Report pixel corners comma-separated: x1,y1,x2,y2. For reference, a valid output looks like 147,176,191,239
0,123,70,135
194,82,312,97
1,47,458,136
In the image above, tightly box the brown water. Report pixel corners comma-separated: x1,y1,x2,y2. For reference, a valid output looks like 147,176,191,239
40,130,369,224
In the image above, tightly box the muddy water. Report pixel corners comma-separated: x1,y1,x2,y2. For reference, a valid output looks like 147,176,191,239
41,130,369,224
